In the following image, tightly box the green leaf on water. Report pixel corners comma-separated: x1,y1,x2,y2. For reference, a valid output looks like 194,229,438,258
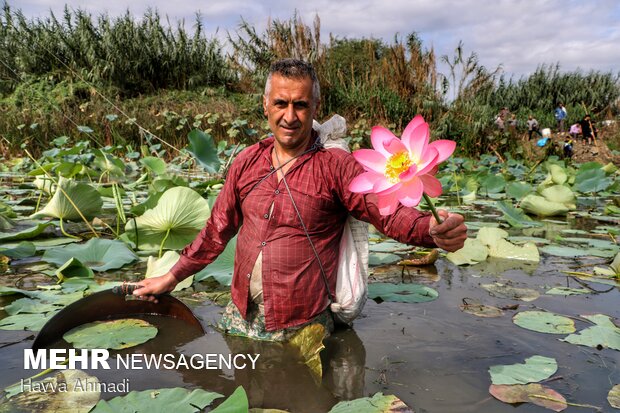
561,314,620,351
55,257,95,282
368,252,402,266
0,222,54,241
446,238,488,266
145,250,193,291
496,201,541,228
481,283,540,302
91,388,223,413
3,297,60,315
140,156,167,175
489,355,558,385
520,194,569,217
63,318,158,350
545,287,589,296
43,238,138,272
0,311,59,331
0,241,36,259
368,283,438,303
513,311,575,334
328,392,412,413
505,181,533,200
489,383,567,412
0,370,100,412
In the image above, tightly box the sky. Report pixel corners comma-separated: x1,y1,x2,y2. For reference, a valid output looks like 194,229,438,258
9,0,620,80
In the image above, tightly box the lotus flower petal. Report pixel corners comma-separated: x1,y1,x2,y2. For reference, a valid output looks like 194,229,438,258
377,192,400,215
352,149,386,173
397,178,424,207
402,118,429,159
398,164,418,182
428,139,456,164
420,174,443,197
349,172,383,193
416,147,439,175
383,137,407,155
374,178,401,195
371,126,398,158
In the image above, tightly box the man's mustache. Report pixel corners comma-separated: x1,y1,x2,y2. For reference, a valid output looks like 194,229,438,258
279,121,301,128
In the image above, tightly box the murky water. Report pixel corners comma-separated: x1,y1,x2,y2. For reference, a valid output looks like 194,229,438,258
1,176,619,412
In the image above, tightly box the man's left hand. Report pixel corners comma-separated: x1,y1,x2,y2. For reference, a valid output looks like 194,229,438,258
429,210,467,252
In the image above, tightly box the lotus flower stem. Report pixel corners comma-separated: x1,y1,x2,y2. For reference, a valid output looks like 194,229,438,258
423,193,442,224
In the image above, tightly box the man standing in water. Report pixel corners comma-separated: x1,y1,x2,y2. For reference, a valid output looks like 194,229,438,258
134,59,467,340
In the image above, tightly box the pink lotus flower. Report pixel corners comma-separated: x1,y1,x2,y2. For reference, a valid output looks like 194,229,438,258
349,115,455,215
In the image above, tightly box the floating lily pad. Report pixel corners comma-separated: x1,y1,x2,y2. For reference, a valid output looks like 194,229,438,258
3,297,60,315
506,182,533,200
489,383,567,412
328,392,412,413
520,195,568,217
481,283,539,302
541,245,617,258
369,252,402,266
145,251,193,291
0,370,100,412
194,236,237,286
31,177,103,221
609,384,620,409
55,257,95,282
91,388,223,413
0,221,54,241
368,283,438,303
488,239,539,262
496,201,541,228
513,311,575,334
459,301,504,318
540,185,575,208
561,314,620,351
63,318,158,349
489,355,557,385
125,186,210,251
43,238,138,272
0,241,36,259
0,311,59,331
210,386,248,413
369,240,414,253
446,238,488,266
545,287,590,296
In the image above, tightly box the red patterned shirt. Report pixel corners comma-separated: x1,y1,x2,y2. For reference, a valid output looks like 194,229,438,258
170,136,436,331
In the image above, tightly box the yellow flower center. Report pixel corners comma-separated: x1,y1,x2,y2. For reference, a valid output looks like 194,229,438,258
385,151,412,183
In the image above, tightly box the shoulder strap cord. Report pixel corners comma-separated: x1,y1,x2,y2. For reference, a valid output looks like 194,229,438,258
273,147,335,303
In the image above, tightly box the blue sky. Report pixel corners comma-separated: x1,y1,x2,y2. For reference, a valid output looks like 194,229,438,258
10,0,620,80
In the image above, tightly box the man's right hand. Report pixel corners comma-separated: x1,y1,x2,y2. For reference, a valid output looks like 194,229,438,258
132,272,179,303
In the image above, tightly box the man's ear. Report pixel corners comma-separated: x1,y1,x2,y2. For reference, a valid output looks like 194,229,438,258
262,95,268,116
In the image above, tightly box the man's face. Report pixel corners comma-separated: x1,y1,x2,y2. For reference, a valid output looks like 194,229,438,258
263,74,318,152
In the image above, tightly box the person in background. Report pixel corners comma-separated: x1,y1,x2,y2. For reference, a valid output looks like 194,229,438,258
580,114,597,145
494,113,505,132
569,122,581,141
554,103,567,132
527,115,542,140
563,137,573,160
507,113,517,136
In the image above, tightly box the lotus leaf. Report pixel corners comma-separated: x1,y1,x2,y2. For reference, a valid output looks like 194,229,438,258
288,324,326,382
446,238,488,265
505,181,533,200
140,156,167,175
545,287,589,296
31,177,103,221
574,168,612,193
187,129,221,174
328,392,411,413
125,186,210,251
369,240,414,253
145,251,193,291
609,385,620,409
489,384,567,412
481,283,539,302
459,301,504,318
541,245,617,258
593,252,620,277
64,318,158,349
368,252,402,266
210,386,249,413
43,238,138,272
0,311,59,331
489,355,557,385
480,174,506,194
513,311,575,334
496,201,541,228
0,370,100,413
488,239,539,262
477,227,509,247
0,241,36,259
540,185,575,208
0,221,54,241
547,164,568,185
520,194,569,217
561,314,620,351
91,388,223,413
194,236,236,285
93,149,125,177
4,297,60,315
55,257,95,282
368,282,438,303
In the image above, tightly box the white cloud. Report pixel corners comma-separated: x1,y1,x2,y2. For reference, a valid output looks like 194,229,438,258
10,0,620,78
